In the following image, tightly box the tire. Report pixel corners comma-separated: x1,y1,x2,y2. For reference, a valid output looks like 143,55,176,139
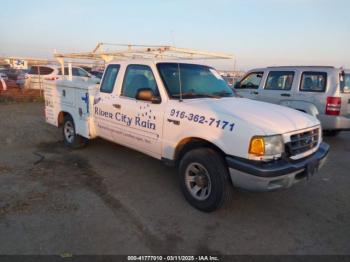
323,130,340,137
179,148,233,212
62,115,87,149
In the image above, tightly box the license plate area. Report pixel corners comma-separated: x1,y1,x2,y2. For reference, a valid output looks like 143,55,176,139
306,159,319,178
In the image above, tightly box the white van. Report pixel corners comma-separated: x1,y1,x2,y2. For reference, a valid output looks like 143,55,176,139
26,65,99,89
235,66,350,136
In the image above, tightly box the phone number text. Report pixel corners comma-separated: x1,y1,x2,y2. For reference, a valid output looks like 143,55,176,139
170,109,235,132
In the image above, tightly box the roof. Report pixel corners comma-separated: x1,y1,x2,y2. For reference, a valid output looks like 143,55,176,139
267,66,335,69
247,66,342,72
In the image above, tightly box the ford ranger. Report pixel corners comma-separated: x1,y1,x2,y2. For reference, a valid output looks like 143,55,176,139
44,60,329,212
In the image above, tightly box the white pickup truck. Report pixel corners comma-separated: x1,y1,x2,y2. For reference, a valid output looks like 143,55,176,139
44,60,329,212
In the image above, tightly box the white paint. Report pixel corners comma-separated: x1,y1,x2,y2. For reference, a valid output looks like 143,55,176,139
68,62,72,81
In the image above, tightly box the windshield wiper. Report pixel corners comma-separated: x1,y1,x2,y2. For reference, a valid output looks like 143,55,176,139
172,93,221,99
213,91,234,97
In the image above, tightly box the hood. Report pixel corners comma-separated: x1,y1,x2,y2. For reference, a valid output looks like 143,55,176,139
183,97,320,135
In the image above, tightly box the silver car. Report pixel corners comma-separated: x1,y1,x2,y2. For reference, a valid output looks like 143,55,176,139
235,66,350,136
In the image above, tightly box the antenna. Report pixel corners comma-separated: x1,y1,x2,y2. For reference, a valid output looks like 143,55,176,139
177,63,183,102
170,30,176,46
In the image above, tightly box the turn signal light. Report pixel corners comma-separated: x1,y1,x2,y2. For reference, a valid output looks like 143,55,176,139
249,137,265,156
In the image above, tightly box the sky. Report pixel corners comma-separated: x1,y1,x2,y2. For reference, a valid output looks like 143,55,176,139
0,0,349,71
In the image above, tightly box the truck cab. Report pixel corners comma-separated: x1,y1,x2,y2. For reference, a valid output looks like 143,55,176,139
44,59,329,212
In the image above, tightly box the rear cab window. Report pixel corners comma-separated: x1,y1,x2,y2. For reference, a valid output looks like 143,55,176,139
265,71,294,90
237,72,263,89
300,72,327,92
100,65,120,93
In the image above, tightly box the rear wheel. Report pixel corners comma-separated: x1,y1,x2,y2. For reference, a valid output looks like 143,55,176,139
63,115,87,148
179,148,233,212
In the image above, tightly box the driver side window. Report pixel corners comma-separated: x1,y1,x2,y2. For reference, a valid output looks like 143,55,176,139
238,72,263,89
121,65,159,99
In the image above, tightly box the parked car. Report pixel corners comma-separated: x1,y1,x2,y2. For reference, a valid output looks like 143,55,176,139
234,66,350,136
0,72,8,81
15,70,28,87
90,70,103,79
43,60,329,212
26,65,58,89
0,72,7,91
57,67,100,83
79,65,92,73
1,69,27,87
26,65,100,89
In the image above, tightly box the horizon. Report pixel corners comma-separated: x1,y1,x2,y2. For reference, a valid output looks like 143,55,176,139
1,0,349,71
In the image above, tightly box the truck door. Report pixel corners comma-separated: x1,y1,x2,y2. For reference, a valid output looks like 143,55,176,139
235,71,264,100
114,64,165,157
259,70,295,105
93,64,121,140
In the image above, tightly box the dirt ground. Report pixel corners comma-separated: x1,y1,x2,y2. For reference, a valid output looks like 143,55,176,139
0,102,349,255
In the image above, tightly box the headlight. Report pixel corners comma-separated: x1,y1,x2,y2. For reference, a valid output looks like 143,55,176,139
249,135,284,157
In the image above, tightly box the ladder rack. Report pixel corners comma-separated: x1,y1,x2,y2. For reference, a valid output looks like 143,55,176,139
54,43,233,63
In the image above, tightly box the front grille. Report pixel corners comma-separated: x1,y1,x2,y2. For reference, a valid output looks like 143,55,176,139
286,128,319,157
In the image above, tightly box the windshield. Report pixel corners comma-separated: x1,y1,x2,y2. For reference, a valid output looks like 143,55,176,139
157,63,234,99
340,73,350,93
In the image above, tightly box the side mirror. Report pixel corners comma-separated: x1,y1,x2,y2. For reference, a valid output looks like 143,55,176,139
234,82,241,89
136,88,161,104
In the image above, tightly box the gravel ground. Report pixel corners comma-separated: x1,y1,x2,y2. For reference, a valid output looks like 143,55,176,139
0,102,349,255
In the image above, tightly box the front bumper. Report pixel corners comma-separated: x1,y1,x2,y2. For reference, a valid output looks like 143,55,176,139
226,142,330,192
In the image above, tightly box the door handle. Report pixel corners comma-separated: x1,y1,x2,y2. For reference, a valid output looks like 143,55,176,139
250,91,259,95
113,104,121,109
167,119,180,125
280,93,291,97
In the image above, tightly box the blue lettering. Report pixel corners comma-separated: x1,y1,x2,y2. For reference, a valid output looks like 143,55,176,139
135,117,156,130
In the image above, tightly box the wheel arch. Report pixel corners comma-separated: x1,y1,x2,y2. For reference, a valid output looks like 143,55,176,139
174,137,226,166
57,111,72,127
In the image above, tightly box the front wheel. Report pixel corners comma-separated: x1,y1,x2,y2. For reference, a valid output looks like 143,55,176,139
63,115,87,148
179,148,233,212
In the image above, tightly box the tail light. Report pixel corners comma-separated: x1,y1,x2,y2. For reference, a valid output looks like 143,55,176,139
325,96,341,116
